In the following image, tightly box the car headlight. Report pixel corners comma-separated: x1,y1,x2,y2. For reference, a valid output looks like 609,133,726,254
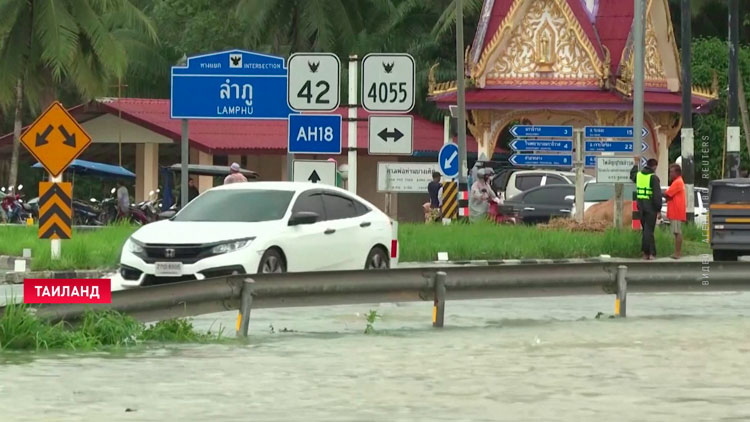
125,238,144,254
211,238,254,255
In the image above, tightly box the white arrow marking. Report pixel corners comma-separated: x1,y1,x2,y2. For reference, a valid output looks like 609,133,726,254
444,151,458,168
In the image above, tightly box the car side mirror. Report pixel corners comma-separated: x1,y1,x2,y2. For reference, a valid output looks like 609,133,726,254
288,211,319,226
564,195,575,203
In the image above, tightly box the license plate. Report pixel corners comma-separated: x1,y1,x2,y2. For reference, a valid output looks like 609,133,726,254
155,262,183,277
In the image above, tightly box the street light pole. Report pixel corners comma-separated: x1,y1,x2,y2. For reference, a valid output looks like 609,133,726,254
681,0,695,223
727,0,741,178
456,0,469,219
633,0,646,171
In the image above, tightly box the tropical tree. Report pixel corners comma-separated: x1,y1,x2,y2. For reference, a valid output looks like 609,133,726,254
0,0,158,188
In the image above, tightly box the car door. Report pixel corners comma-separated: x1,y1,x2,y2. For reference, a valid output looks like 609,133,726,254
521,186,574,224
282,189,332,272
320,192,362,270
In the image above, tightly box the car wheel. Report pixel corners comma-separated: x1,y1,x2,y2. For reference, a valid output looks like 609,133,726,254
713,250,738,262
258,248,286,274
365,247,389,270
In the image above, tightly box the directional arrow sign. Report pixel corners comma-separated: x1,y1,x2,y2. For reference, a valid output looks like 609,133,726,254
293,160,337,186
20,101,92,177
509,154,572,167
585,126,649,139
38,182,73,239
509,125,573,138
368,115,413,155
510,139,573,152
438,143,459,178
585,141,649,153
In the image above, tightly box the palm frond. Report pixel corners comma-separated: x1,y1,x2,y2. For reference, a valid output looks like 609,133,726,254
33,0,79,81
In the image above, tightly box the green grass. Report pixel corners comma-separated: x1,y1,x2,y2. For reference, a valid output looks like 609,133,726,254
0,221,710,271
0,223,137,271
399,222,710,262
0,301,222,351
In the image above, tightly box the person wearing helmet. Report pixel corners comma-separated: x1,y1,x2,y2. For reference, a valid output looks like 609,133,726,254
470,168,500,223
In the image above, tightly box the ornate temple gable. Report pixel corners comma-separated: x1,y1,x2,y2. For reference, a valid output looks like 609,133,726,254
616,0,680,95
471,0,605,88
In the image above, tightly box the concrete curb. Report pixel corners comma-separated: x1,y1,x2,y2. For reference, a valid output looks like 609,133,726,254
0,270,113,285
407,257,612,267
0,255,31,270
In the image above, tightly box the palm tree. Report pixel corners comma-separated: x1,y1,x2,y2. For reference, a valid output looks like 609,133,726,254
0,0,158,188
236,0,396,56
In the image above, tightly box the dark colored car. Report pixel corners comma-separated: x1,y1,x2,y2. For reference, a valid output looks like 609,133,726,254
504,184,575,225
708,178,750,261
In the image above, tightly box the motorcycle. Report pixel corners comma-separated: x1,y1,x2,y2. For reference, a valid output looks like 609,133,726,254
1,185,32,224
73,198,103,226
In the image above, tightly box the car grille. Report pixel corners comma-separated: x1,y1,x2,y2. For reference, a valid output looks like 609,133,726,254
140,244,211,264
141,274,197,286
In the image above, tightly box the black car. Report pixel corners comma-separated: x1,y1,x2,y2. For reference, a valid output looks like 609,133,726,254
504,184,575,224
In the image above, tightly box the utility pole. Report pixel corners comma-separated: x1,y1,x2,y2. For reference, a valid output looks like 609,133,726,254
456,0,469,220
633,0,646,171
680,0,695,222
727,0,741,178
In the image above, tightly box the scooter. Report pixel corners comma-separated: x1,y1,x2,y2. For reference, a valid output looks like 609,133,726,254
1,185,32,224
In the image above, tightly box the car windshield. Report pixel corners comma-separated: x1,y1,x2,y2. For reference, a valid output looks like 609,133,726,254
173,189,294,222
584,183,636,202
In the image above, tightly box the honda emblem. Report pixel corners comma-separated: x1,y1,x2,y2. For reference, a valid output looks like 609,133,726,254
165,248,176,258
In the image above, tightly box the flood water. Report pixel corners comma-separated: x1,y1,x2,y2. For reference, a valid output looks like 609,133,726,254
1,288,750,421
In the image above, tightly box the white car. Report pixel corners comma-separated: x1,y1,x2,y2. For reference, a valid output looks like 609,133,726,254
501,170,594,200
660,186,708,226
570,182,636,216
119,182,398,288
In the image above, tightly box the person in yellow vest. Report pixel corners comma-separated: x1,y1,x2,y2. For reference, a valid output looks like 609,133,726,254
630,159,662,260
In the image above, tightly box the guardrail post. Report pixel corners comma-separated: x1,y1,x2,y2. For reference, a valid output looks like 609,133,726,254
615,265,627,317
433,271,447,328
236,279,254,337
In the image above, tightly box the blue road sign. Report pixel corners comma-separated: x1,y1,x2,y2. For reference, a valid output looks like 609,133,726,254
288,114,342,154
171,50,296,119
439,143,459,178
585,141,649,153
585,126,649,139
509,154,572,167
587,156,647,168
510,139,573,152
509,125,573,138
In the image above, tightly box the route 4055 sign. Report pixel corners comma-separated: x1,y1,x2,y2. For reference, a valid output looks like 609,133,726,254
361,53,415,113
287,53,341,112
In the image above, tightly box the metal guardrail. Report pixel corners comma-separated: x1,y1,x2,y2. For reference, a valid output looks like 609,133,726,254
5,261,748,336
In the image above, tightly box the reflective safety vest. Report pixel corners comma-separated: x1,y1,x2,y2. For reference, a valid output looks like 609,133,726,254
636,172,654,199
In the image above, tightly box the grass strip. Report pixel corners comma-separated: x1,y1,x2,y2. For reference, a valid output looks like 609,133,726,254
0,221,710,271
0,301,222,351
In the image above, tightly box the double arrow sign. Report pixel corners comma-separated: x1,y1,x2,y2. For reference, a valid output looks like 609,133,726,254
377,128,404,143
38,182,73,240
35,124,78,148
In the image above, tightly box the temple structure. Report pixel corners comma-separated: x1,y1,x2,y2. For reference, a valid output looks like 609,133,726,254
429,0,718,182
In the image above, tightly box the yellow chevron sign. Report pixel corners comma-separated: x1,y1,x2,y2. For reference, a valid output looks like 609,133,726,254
441,181,457,219
38,182,73,239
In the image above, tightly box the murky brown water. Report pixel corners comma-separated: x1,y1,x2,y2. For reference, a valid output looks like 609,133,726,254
2,291,750,421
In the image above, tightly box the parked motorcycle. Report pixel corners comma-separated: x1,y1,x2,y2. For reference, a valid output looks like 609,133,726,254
73,198,103,226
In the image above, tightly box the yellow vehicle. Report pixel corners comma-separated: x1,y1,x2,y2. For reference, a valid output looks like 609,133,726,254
708,178,750,261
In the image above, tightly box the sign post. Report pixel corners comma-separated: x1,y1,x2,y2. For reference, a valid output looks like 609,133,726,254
20,101,92,260
585,126,649,229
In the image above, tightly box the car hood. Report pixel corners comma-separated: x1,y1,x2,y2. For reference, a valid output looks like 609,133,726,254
130,220,284,245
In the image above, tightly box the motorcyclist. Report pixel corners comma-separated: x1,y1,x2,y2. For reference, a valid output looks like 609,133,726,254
469,168,501,223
